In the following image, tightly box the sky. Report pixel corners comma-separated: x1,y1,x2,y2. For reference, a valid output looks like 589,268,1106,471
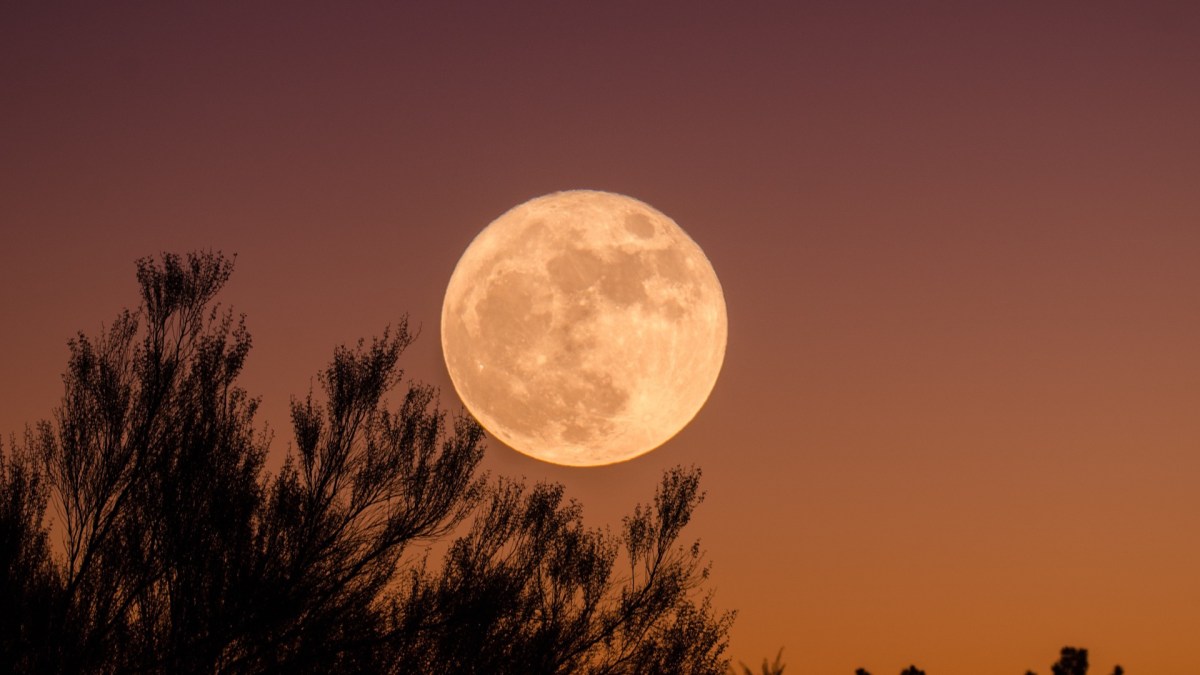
2,2,1198,672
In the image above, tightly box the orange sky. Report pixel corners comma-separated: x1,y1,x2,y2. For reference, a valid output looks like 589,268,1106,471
2,3,1198,672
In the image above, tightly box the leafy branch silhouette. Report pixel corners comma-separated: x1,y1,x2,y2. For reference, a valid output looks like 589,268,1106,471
0,251,732,674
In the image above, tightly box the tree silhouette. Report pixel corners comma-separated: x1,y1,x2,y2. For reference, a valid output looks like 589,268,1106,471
1051,647,1088,675
392,466,731,674
0,438,58,672
1035,645,1122,675
0,251,731,673
744,645,1126,675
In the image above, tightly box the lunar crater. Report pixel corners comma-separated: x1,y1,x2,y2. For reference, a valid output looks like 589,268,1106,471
624,212,655,238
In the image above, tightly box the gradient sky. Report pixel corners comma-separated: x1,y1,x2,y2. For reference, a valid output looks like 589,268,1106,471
3,2,1198,672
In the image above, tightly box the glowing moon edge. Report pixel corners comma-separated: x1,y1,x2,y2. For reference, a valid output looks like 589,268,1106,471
441,190,727,466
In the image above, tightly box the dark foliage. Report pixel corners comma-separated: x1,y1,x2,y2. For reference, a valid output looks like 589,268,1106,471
753,645,1125,675
1051,647,1089,675
0,251,731,674
391,467,731,674
1028,646,1123,675
0,439,59,672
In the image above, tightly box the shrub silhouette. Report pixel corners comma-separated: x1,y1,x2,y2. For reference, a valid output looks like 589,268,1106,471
1050,646,1089,675
748,645,1125,674
1027,646,1124,675
0,251,732,674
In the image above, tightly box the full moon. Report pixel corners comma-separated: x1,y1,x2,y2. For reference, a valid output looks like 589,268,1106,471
441,190,727,466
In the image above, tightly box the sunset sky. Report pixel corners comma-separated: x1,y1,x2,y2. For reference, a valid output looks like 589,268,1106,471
3,2,1198,672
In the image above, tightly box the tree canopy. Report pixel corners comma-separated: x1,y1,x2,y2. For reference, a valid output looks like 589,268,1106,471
0,251,732,674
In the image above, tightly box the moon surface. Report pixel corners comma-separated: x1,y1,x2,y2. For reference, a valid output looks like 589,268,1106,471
441,190,727,466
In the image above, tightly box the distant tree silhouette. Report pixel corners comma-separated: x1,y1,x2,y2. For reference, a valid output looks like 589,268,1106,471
1040,645,1121,675
1026,645,1124,675
0,251,731,673
744,645,1124,675
1051,647,1089,675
